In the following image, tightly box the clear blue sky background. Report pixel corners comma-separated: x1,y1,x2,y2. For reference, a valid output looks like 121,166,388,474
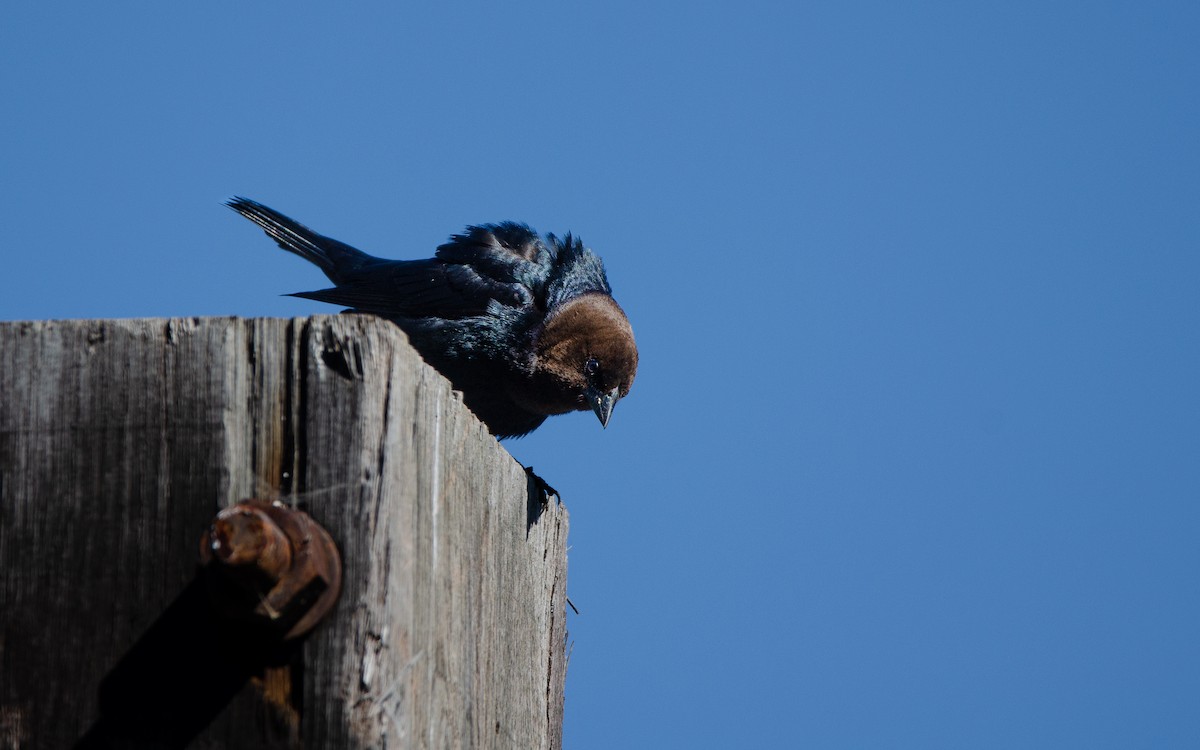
4,2,1198,747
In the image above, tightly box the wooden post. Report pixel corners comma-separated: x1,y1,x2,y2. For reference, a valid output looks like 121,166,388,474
0,316,568,749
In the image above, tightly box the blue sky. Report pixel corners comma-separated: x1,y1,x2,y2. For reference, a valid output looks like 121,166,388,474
4,2,1198,747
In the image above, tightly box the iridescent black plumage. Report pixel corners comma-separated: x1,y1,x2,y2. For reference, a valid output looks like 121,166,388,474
228,197,637,437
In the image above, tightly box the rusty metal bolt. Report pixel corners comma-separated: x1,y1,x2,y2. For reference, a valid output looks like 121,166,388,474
199,498,342,640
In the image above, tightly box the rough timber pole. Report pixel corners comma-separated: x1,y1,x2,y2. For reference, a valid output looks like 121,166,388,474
0,316,568,749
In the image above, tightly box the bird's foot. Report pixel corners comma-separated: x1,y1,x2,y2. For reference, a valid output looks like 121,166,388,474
524,465,561,506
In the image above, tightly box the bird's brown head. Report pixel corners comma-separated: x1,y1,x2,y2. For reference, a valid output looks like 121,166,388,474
525,293,638,428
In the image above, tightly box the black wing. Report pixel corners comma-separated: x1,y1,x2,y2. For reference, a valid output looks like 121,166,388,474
292,258,533,319
230,199,549,319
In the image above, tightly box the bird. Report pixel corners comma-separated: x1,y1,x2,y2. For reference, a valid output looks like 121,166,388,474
227,197,638,438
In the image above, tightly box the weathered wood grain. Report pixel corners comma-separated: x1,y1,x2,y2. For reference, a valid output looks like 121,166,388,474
0,316,568,749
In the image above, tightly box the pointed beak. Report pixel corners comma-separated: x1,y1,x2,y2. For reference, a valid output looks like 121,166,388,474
585,385,621,428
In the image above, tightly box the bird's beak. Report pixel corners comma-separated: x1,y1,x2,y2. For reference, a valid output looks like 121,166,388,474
585,385,621,428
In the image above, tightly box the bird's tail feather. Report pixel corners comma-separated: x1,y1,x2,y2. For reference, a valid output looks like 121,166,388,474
226,197,373,283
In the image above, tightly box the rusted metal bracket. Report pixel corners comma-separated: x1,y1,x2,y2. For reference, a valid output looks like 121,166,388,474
199,498,342,640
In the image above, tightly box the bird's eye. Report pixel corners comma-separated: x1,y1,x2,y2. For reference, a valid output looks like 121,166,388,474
584,357,600,376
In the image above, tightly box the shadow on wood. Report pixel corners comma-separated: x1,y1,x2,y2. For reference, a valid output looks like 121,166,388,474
75,576,301,749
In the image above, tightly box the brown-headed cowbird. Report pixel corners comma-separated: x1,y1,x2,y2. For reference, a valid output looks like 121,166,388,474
227,198,638,438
